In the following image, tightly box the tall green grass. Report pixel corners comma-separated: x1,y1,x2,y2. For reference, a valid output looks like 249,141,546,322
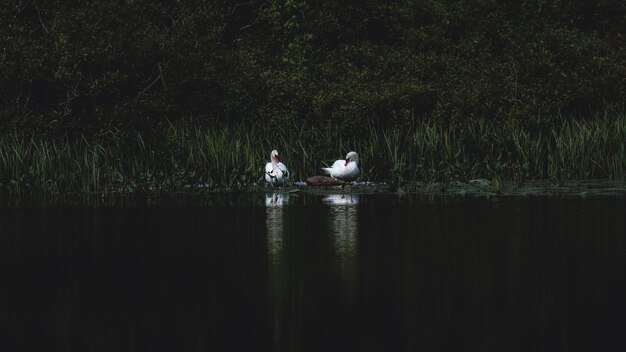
2,113,626,194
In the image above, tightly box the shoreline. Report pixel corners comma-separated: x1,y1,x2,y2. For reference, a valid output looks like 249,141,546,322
3,179,626,208
2,114,626,194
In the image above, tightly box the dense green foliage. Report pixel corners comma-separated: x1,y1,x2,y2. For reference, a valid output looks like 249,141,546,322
2,1,625,136
2,112,626,193
2,1,625,192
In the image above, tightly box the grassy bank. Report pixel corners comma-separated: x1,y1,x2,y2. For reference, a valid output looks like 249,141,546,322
2,114,626,194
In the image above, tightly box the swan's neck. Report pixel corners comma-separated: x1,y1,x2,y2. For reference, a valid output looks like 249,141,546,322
271,160,282,174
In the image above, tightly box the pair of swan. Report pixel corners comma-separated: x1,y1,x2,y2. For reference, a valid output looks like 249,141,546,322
265,150,360,187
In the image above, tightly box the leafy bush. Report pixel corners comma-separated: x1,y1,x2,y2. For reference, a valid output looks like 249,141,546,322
0,1,624,137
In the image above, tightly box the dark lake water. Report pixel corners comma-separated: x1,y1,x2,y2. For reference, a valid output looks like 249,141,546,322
1,193,625,351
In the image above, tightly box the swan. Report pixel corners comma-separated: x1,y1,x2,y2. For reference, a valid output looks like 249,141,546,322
322,151,360,181
265,150,290,187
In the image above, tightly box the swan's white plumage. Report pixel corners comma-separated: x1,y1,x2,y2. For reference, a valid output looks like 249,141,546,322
265,150,289,186
322,151,360,181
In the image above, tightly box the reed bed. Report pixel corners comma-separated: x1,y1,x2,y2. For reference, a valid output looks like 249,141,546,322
1,114,626,194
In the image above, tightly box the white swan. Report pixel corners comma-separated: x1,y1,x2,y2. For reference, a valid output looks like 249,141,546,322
265,150,290,187
322,151,360,181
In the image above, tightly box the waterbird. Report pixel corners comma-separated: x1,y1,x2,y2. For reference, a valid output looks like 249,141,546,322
322,151,360,181
265,150,290,187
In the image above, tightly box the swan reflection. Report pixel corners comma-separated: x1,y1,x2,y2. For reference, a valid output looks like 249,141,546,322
323,194,359,295
266,193,289,260
266,192,290,207
265,192,289,348
323,193,359,205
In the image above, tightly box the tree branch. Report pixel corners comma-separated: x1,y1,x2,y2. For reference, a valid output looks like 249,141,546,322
34,4,49,34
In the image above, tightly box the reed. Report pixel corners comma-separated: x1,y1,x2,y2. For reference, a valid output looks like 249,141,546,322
1,112,626,194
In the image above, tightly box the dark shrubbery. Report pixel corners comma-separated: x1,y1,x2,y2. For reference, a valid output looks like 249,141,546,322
1,1,625,137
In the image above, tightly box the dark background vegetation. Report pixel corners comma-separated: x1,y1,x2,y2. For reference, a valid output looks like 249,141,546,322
2,0,625,138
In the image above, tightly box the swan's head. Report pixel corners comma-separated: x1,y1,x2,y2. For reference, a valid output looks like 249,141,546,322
345,151,359,166
271,149,281,163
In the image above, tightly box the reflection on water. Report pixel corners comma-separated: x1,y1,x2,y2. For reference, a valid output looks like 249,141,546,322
323,193,359,205
266,192,289,260
1,195,625,351
324,194,359,296
265,192,288,350
266,192,290,208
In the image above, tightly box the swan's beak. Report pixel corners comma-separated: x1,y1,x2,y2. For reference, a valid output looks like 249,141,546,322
345,160,349,166
276,155,281,163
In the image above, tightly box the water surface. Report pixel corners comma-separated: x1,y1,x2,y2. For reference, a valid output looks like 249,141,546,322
1,193,625,351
